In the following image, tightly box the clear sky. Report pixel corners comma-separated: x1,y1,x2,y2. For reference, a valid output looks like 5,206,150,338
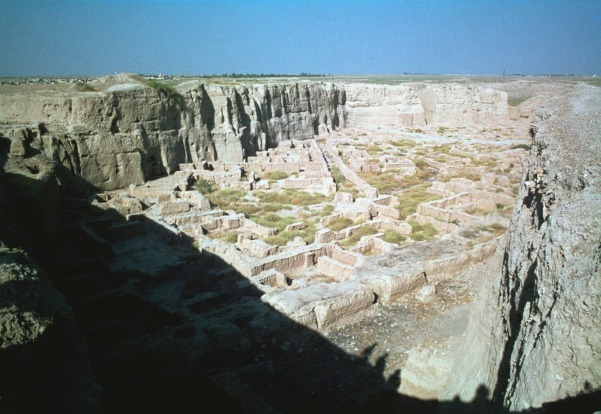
1,0,599,76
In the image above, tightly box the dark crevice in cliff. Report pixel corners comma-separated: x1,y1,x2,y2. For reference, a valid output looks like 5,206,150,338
493,247,539,408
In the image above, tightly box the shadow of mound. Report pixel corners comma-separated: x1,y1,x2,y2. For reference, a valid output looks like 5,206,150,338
2,153,599,414
20,188,439,413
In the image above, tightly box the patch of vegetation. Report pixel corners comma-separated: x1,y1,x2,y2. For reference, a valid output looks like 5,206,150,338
195,178,214,195
469,157,497,168
511,144,531,151
437,126,447,134
331,167,346,185
255,189,328,206
391,139,417,148
465,206,493,216
396,184,441,219
77,84,96,92
327,217,355,231
413,157,428,169
360,172,405,194
263,217,318,245
263,234,291,246
366,145,384,155
456,172,481,182
254,213,298,232
408,221,437,241
383,229,406,245
206,188,247,208
207,231,240,244
320,204,334,217
478,222,507,236
508,95,531,107
433,145,452,155
265,170,289,181
147,80,179,99
224,232,239,243
338,225,379,249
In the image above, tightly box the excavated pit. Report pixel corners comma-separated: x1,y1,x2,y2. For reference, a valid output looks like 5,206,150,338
1,75,599,413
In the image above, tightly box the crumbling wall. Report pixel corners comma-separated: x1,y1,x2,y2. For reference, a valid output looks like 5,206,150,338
440,84,601,412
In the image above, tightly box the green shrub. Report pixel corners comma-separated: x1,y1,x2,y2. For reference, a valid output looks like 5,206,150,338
391,139,417,148
383,230,406,245
195,178,214,195
253,213,297,232
256,189,328,206
478,222,507,236
147,80,178,99
408,221,437,241
206,189,246,208
508,95,530,107
414,157,427,170
367,145,383,155
224,232,239,243
433,145,452,155
338,225,378,248
265,170,289,181
263,220,317,245
78,84,96,92
264,234,290,246
397,184,441,219
331,167,346,185
360,172,405,194
320,205,334,217
328,217,354,231
511,144,531,151
461,173,482,182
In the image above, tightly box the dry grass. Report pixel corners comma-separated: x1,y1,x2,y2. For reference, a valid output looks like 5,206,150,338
397,184,441,219
207,189,247,208
477,222,507,236
264,170,289,181
338,225,379,249
465,206,493,216
327,217,355,231
383,230,406,245
408,221,437,241
255,189,329,206
391,139,417,148
263,217,318,245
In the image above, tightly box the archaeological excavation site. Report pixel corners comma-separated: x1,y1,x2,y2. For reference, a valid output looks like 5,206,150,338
0,73,599,413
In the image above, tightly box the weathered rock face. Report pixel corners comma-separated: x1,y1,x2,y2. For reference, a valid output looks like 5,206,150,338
344,83,508,128
0,76,508,193
418,84,508,126
0,243,103,412
440,84,601,412
0,76,345,192
344,84,426,128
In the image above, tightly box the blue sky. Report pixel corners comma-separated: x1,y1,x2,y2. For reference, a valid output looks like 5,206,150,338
1,0,599,76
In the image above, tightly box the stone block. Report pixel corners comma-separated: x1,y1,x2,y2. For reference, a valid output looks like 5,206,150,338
159,201,190,215
363,265,426,304
284,222,306,232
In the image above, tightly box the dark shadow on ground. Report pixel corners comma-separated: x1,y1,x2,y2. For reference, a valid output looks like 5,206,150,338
1,152,600,413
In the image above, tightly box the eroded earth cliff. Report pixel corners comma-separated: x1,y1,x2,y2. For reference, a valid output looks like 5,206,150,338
0,75,599,413
440,83,601,412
